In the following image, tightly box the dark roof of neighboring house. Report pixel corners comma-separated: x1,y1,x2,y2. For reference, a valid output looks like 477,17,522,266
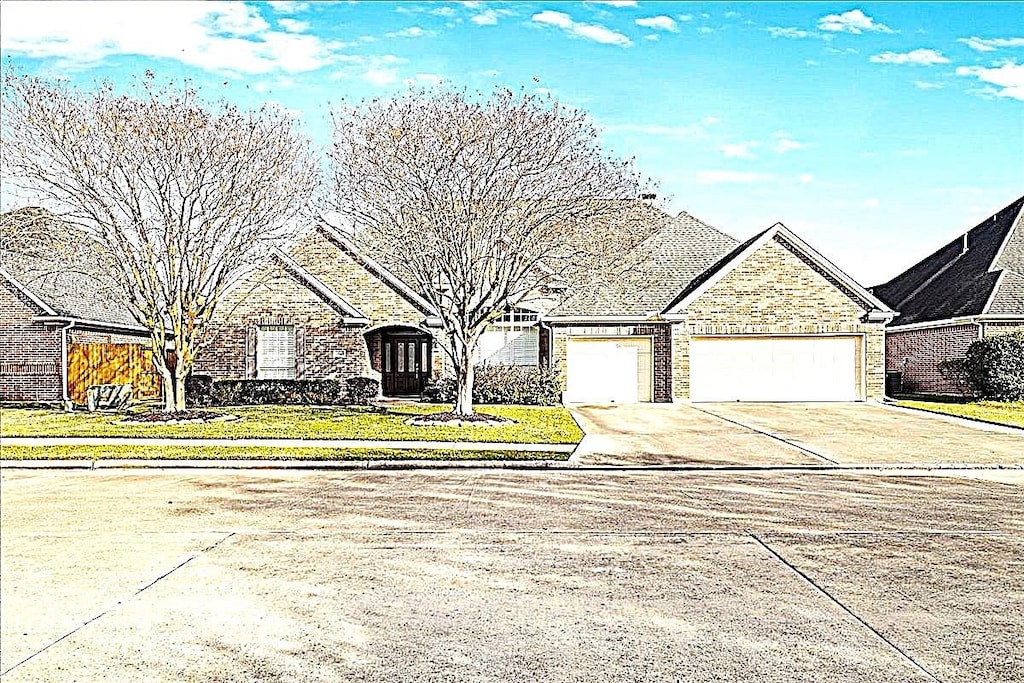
550,210,740,317
872,194,1024,326
0,208,140,329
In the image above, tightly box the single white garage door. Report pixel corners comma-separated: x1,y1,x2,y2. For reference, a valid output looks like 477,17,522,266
565,337,652,403
690,336,860,402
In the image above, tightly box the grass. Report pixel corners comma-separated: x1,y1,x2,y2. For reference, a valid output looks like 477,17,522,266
0,404,584,444
897,399,1024,429
0,444,568,461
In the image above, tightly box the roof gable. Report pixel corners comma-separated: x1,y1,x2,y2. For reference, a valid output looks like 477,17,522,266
664,223,893,318
873,194,1024,325
271,249,368,323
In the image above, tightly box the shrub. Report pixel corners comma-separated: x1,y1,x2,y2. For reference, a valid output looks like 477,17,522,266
423,365,562,406
195,379,348,406
345,377,380,406
961,331,1024,401
937,358,972,395
184,374,214,407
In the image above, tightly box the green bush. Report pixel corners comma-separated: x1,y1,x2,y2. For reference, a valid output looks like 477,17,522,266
185,379,347,406
962,331,1024,401
184,375,214,407
345,377,380,406
423,365,562,406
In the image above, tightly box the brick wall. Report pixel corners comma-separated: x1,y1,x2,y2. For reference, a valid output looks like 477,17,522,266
195,233,434,384
982,322,1024,338
885,324,979,394
0,279,63,401
676,236,887,400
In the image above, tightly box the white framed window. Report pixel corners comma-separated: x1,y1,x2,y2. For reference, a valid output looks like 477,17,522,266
474,309,540,366
257,325,296,379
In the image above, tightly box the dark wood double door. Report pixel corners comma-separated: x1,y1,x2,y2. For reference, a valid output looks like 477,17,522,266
382,332,432,397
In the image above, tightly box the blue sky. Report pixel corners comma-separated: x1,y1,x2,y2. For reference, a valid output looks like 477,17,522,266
1,1,1022,284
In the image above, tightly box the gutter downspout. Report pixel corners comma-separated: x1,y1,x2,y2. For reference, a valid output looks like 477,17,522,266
539,320,554,369
60,320,75,411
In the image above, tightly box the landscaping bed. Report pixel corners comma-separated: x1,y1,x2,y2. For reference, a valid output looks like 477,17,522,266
0,404,584,444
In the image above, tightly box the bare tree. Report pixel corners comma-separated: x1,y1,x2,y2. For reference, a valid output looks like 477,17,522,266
2,73,319,411
328,87,661,415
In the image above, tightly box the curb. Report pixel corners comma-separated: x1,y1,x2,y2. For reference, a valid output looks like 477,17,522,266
0,437,578,452
880,401,1024,434
2,460,1020,472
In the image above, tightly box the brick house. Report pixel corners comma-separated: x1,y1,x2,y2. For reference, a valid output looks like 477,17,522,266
196,208,895,403
872,194,1024,394
1,208,157,405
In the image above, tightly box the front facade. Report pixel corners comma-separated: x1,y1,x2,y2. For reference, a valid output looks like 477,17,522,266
873,194,1024,394
195,210,893,403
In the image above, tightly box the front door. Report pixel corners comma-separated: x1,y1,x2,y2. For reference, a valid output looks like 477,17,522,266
382,334,432,397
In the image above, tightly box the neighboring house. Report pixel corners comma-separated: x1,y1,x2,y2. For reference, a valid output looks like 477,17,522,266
0,208,160,405
196,205,895,403
872,194,1024,394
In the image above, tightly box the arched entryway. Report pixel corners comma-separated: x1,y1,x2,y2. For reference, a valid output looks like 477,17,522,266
365,325,434,397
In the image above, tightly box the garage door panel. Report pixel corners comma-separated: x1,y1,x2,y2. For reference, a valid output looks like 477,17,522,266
690,336,859,402
565,338,652,404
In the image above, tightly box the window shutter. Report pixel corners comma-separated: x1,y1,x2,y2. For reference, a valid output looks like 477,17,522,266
295,326,305,379
245,326,257,378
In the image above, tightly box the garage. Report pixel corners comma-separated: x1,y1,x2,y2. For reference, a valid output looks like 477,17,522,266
564,337,652,403
689,336,861,402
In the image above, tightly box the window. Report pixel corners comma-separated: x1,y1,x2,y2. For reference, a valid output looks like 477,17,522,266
257,325,296,379
474,309,540,366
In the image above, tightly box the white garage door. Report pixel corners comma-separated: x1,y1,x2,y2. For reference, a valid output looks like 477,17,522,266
565,338,652,403
690,336,860,402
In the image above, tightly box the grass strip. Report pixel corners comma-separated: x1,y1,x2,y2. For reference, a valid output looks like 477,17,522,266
897,400,1024,429
0,444,570,461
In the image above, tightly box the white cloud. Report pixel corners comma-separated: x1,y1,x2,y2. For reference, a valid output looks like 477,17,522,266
278,18,309,33
959,36,1024,52
0,1,342,74
644,34,660,42
603,122,712,139
956,61,1024,100
476,69,501,77
267,1,309,14
914,80,944,90
363,68,398,86
774,135,806,153
696,170,771,185
800,174,815,184
677,14,694,22
697,27,714,35
817,9,894,35
863,198,880,209
635,16,678,33
404,73,444,86
724,11,741,19
471,8,513,26
386,26,434,38
720,142,758,159
869,48,949,65
767,27,813,39
589,1,638,7
532,10,632,47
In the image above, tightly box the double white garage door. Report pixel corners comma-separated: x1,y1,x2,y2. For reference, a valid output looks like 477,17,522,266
564,335,861,403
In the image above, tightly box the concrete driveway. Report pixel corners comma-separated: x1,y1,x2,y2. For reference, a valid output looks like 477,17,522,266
570,402,1024,467
2,468,1022,682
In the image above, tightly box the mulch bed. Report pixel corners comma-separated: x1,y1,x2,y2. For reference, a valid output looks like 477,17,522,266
405,411,514,427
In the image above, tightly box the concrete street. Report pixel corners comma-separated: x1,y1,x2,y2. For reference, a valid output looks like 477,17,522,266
2,467,1022,682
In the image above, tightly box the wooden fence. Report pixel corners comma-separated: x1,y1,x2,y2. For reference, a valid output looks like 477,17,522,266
67,343,163,404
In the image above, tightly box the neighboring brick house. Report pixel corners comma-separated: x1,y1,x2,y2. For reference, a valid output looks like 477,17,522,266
872,194,1024,394
198,208,895,403
0,208,158,405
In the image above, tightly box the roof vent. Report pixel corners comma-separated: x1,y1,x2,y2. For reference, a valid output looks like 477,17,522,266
962,232,969,254
640,192,657,200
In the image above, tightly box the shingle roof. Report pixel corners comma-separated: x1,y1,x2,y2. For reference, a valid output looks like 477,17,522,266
0,208,139,328
872,194,1024,326
549,210,740,317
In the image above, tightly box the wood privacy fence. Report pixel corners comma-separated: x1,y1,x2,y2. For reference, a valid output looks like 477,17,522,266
67,343,163,404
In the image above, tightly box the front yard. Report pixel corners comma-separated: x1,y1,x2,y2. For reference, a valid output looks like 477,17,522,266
0,404,583,461
896,399,1024,429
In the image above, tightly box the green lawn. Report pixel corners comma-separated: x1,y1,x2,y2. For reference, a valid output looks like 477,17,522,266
0,444,568,461
898,400,1024,429
0,404,584,444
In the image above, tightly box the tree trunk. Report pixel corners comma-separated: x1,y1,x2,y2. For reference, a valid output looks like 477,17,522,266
453,344,475,415
159,365,176,412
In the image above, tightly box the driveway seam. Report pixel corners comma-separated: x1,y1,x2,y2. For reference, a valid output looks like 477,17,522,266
0,531,236,678
748,532,942,683
690,405,840,464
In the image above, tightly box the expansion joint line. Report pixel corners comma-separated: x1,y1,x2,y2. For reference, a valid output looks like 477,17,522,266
691,406,839,464
748,532,942,683
1,532,237,677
